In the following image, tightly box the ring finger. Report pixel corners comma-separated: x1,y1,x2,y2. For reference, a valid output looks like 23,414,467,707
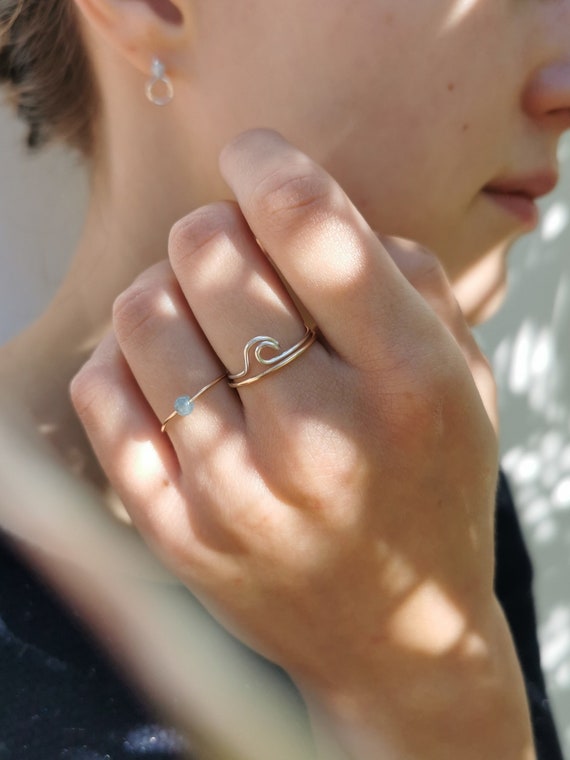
167,201,334,437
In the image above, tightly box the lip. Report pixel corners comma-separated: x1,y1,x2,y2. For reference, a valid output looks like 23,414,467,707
482,191,539,226
482,171,558,227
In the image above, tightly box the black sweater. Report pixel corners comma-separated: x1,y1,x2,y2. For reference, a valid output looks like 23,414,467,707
0,472,564,759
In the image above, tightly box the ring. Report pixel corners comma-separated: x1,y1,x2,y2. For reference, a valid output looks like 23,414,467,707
160,373,227,432
227,325,317,388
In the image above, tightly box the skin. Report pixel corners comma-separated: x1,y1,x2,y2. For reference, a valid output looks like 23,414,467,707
85,0,570,318
2,0,570,756
72,132,530,758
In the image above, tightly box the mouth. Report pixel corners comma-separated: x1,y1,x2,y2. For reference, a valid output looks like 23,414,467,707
482,171,558,228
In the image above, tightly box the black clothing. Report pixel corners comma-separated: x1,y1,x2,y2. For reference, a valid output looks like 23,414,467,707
0,472,564,759
495,472,564,760
0,538,189,760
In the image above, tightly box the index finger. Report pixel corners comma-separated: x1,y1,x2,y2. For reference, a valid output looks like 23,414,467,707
219,129,428,366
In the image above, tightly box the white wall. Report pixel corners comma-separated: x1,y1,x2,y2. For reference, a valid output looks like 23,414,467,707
1,99,569,755
0,105,87,342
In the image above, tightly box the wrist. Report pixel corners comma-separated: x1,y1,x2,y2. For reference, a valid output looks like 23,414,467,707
299,598,535,760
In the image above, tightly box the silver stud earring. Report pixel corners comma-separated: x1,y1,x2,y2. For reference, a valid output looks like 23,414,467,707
145,57,174,106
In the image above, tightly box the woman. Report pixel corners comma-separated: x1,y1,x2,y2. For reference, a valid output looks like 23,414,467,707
1,1,569,758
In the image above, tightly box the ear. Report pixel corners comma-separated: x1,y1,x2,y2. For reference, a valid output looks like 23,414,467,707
72,0,189,76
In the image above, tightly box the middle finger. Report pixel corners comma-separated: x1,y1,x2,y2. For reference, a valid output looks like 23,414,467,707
168,201,332,423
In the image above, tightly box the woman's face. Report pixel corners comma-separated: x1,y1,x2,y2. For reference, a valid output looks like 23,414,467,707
170,1,570,313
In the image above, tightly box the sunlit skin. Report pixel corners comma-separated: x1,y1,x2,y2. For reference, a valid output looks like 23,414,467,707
86,0,570,321
2,0,570,757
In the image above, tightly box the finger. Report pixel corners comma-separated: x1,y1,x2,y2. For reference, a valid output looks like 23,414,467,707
381,236,478,350
168,201,331,421
380,236,498,429
111,260,244,460
167,201,346,496
218,129,431,369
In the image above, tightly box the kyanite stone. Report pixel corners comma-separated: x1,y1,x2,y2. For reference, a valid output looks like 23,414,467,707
174,395,194,416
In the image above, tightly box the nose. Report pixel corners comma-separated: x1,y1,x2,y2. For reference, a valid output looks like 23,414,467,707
523,60,570,134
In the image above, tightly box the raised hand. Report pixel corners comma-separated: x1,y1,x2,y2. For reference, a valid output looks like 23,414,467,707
71,130,533,759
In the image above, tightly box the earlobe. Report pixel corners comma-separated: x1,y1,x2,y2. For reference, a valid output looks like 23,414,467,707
72,0,188,76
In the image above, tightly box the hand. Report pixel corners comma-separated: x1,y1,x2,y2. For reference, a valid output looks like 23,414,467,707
71,130,532,758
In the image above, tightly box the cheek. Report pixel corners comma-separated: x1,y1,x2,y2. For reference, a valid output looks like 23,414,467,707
186,0,515,262
189,0,433,160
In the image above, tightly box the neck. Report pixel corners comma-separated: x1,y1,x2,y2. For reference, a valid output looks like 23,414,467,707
0,141,203,483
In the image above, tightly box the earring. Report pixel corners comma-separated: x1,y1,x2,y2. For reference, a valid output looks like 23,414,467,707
145,57,174,106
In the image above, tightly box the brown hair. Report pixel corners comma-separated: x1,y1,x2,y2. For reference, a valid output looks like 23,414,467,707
0,0,98,157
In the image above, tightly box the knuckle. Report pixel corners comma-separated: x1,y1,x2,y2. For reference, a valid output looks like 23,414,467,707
250,167,336,232
386,238,447,292
379,384,446,455
69,362,110,423
381,343,462,430
398,248,462,323
423,360,461,406
112,276,168,346
168,201,242,267
408,250,448,293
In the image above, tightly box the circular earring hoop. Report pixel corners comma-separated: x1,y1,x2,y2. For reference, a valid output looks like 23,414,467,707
145,57,174,106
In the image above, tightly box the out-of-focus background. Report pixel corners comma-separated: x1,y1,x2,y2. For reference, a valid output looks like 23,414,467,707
476,136,570,755
1,100,569,755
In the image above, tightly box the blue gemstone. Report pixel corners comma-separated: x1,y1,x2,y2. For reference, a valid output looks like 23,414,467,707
174,395,194,416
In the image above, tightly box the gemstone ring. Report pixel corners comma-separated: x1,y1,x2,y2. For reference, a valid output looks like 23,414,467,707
160,373,227,433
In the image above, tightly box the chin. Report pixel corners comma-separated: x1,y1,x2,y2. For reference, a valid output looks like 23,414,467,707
450,245,510,326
